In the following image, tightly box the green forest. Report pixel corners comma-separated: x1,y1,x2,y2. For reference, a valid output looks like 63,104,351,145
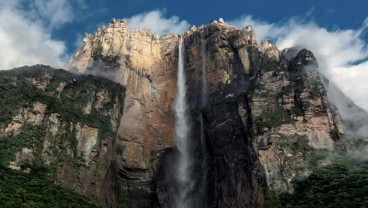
271,156,368,208
0,167,101,208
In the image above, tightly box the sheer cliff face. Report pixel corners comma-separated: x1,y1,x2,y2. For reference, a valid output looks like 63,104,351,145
0,66,125,207
67,19,341,207
183,23,339,206
67,18,178,172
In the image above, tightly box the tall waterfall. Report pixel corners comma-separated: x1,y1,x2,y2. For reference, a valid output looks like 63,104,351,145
174,38,193,208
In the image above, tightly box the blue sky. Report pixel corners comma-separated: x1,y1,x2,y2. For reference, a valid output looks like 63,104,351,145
0,0,368,114
54,0,368,53
1,0,368,65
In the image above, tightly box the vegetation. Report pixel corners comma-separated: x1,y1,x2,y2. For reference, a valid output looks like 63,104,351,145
0,65,126,207
0,65,125,168
0,166,101,208
263,61,281,72
0,126,45,167
254,106,292,130
0,65,125,136
270,157,368,208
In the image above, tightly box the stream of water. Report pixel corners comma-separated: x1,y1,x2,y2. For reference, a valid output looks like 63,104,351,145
174,38,193,208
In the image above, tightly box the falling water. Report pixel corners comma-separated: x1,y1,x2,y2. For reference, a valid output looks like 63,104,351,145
174,38,193,208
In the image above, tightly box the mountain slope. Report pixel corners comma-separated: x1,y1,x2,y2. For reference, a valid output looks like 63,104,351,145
0,167,101,208
0,65,125,207
271,156,368,208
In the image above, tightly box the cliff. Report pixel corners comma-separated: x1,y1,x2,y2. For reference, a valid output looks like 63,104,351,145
0,65,125,207
67,19,179,206
0,17,356,208
65,18,344,207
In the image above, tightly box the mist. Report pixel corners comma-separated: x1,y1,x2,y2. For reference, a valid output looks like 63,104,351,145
232,16,368,140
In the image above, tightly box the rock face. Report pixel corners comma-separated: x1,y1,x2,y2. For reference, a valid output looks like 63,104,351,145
178,23,340,207
67,19,180,206
0,18,356,208
64,18,344,208
0,65,125,207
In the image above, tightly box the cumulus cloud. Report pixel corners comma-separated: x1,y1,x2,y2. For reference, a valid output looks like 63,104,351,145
126,10,190,34
232,16,368,138
28,0,75,29
0,0,82,70
231,15,276,42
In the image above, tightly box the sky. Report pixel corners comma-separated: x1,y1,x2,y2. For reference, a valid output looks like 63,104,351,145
0,0,368,118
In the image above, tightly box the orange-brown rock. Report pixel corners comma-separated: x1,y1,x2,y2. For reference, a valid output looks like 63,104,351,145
67,18,178,152
66,18,345,208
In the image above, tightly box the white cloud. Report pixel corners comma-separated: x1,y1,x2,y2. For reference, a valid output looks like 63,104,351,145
230,15,276,42
0,3,65,69
232,16,368,137
0,0,84,70
0,6,190,70
28,0,75,29
126,10,190,34
74,33,84,49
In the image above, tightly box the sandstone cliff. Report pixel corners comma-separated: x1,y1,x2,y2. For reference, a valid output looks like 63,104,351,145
0,65,125,207
66,19,180,206
60,18,343,207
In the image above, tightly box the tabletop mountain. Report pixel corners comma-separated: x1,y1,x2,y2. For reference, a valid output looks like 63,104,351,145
0,18,366,208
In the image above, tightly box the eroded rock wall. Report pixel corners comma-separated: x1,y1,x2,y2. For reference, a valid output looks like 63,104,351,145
0,66,125,207
67,20,184,207
67,19,342,207
178,22,340,206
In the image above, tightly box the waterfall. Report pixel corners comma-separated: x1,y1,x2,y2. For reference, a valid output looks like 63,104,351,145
172,35,209,208
174,38,193,208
